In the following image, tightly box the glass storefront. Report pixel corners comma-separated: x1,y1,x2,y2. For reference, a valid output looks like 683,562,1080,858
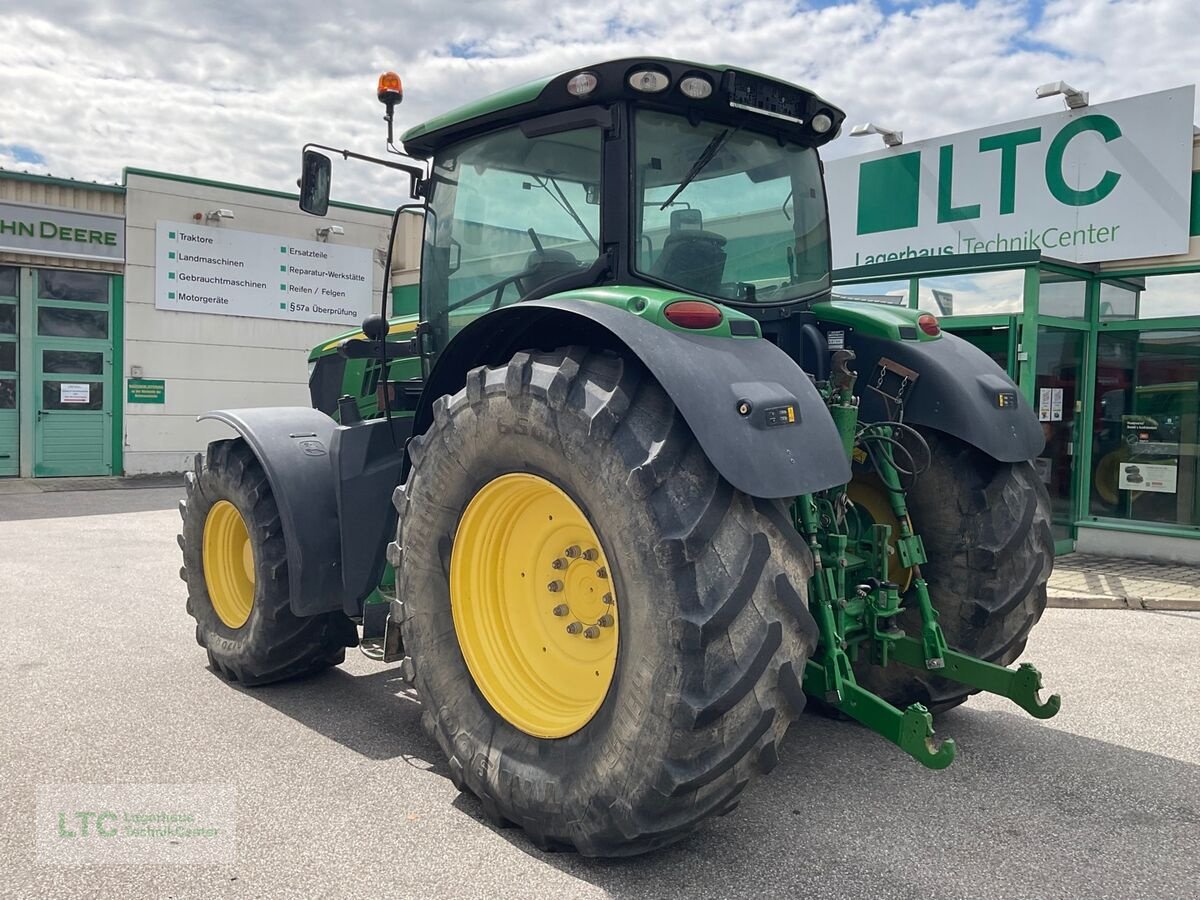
1089,328,1200,529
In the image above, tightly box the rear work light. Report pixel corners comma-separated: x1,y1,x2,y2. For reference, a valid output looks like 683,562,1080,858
628,69,670,93
664,300,723,329
918,313,941,336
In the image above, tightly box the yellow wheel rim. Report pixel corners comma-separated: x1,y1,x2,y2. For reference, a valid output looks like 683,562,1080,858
202,500,256,629
847,480,914,593
450,473,619,739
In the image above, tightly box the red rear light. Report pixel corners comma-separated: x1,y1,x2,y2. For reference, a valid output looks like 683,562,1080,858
918,313,940,336
663,300,723,330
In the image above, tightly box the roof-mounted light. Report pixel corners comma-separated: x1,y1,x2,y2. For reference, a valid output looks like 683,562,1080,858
377,71,403,105
567,72,598,97
811,111,833,134
679,75,712,100
628,69,670,93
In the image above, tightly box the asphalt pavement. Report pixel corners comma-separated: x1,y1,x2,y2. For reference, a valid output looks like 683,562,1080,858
1,487,1198,899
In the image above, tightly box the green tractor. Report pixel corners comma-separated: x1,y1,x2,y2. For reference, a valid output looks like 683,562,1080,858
178,58,1058,856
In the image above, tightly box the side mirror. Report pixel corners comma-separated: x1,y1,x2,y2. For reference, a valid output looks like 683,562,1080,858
299,150,332,216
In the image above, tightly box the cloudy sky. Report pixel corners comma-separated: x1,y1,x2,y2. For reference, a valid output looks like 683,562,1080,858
1,0,1197,207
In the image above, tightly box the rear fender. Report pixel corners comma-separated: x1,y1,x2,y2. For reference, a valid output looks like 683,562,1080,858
415,297,851,499
199,408,404,617
846,331,1045,462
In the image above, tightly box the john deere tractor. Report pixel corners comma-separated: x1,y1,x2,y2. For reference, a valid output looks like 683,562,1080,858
178,59,1058,856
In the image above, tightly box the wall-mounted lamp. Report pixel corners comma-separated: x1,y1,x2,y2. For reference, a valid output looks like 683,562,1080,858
205,208,235,222
1035,81,1089,109
850,122,904,147
316,225,345,242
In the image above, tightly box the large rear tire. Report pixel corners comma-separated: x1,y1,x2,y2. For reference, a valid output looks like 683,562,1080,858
854,429,1053,714
179,438,358,686
393,347,818,856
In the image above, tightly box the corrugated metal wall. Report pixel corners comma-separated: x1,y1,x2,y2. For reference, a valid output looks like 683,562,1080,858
0,177,125,273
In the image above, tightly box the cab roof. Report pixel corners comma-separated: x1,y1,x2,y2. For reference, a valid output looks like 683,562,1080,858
400,57,844,158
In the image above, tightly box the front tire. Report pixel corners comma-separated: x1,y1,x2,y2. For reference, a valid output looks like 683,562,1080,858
179,438,358,686
393,347,818,856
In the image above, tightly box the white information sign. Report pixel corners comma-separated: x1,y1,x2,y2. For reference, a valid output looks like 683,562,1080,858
154,221,375,326
827,86,1195,267
59,383,91,404
1037,387,1064,422
1119,462,1178,494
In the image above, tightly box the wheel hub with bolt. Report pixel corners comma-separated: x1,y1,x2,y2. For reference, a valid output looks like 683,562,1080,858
450,472,619,739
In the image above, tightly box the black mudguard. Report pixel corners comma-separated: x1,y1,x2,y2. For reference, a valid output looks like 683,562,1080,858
417,298,851,499
199,409,404,617
847,331,1045,462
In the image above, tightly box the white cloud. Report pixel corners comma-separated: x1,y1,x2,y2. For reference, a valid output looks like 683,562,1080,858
0,0,1196,206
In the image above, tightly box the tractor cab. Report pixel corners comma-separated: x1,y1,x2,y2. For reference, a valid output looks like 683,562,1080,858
302,59,845,361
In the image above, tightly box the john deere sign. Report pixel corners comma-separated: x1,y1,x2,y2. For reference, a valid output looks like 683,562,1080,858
0,200,124,263
826,86,1195,267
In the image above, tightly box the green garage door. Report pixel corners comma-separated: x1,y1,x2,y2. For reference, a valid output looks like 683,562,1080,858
0,267,16,476
32,269,113,477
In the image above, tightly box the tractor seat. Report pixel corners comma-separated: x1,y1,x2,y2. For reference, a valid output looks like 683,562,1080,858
650,230,727,295
520,248,580,296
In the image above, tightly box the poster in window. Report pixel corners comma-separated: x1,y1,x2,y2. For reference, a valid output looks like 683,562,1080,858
59,383,91,404
1118,462,1177,494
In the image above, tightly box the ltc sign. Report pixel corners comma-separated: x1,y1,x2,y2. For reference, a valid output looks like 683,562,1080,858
826,86,1195,268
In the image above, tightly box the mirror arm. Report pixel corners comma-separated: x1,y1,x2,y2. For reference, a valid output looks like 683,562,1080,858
303,142,426,197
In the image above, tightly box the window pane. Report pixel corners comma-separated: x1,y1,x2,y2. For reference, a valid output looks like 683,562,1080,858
37,269,109,303
42,381,103,410
0,378,14,409
0,266,16,297
635,110,829,303
43,349,103,375
0,342,14,372
37,307,108,338
1090,329,1200,527
1099,282,1138,321
832,280,909,307
423,123,602,344
0,303,15,335
916,270,1023,316
1137,272,1200,319
1038,275,1086,319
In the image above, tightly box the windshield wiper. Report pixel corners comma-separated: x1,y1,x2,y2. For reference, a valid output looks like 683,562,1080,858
658,128,734,210
528,176,599,249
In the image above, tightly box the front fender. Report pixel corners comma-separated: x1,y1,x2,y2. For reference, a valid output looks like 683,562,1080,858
847,331,1045,462
417,298,851,499
200,408,404,617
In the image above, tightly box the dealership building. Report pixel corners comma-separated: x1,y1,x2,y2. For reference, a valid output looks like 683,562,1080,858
0,167,420,478
2,82,1199,563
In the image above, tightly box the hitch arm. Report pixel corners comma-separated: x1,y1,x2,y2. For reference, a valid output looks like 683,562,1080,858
889,636,1061,719
805,660,957,769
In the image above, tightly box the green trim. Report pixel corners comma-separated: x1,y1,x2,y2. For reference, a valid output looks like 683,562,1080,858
938,313,1014,328
1053,538,1075,556
1101,262,1200,279
0,169,124,195
1098,314,1200,331
402,76,552,143
1191,171,1200,237
111,275,124,475
1079,518,1200,539
121,168,394,217
392,283,419,317
1016,267,1039,404
833,251,1040,284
